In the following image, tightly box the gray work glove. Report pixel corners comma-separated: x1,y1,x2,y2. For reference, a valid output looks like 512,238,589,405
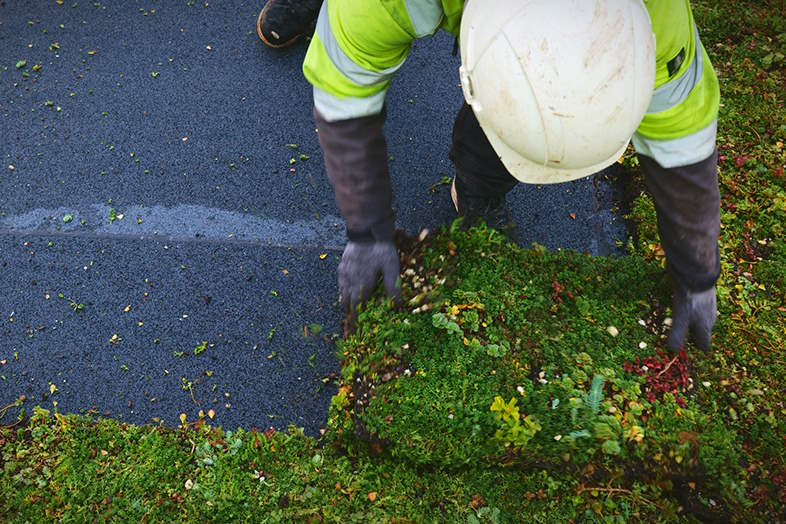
338,240,400,320
667,286,717,351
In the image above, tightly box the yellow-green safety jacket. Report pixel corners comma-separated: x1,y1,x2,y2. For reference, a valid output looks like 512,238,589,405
303,0,719,168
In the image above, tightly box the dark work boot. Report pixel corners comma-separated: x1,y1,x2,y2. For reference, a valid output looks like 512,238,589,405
451,177,517,240
256,0,322,48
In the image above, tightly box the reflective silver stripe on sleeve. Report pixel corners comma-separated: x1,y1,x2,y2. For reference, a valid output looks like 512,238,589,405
403,0,444,37
313,86,387,122
647,26,704,114
316,1,406,87
632,119,717,168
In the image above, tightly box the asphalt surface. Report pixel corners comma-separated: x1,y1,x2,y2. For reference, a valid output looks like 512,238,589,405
0,1,628,435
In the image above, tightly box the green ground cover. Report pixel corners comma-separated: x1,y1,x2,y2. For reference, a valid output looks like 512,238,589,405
2,1,784,521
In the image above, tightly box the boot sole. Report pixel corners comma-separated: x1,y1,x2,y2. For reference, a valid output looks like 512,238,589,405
256,4,301,48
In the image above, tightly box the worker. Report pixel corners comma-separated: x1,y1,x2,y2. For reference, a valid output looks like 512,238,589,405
264,0,721,352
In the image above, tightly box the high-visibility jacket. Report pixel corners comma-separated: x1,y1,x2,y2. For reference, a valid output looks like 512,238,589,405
303,0,719,168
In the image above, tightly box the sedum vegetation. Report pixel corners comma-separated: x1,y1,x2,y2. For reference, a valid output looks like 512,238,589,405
2,1,785,522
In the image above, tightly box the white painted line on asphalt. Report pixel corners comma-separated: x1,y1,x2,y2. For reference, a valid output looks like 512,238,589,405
0,204,348,250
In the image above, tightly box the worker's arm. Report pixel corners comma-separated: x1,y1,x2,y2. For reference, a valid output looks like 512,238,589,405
303,0,443,313
315,108,401,321
633,3,721,350
638,151,720,351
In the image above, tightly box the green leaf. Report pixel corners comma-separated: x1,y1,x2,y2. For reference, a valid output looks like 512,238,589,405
490,396,506,413
16,60,27,69
586,374,605,414
602,439,622,456
485,343,508,358
467,338,482,352
523,414,541,433
569,429,592,440
597,415,622,434
593,422,617,441
194,341,207,355
431,312,462,337
449,217,463,235
489,507,501,524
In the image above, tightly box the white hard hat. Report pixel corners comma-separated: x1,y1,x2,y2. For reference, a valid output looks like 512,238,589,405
459,0,656,184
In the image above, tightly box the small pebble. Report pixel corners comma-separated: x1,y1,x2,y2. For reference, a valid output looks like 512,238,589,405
639,341,647,349
606,325,619,337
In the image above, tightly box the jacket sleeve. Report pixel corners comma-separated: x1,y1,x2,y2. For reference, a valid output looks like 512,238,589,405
303,0,420,122
303,0,438,241
315,107,394,242
639,150,721,293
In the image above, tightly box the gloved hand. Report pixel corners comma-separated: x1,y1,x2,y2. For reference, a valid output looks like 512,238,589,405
667,286,717,351
338,240,400,318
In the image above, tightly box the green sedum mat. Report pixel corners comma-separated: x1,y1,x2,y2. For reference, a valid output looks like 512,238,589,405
2,0,786,521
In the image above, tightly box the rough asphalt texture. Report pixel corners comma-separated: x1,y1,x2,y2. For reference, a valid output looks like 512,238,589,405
0,1,628,435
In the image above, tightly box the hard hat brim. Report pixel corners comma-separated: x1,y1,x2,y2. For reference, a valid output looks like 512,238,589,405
482,125,630,185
